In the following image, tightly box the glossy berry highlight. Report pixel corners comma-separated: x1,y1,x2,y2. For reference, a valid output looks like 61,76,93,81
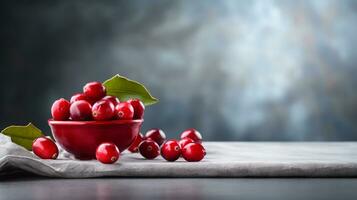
127,99,145,119
70,100,92,121
92,100,115,121
180,128,202,143
96,142,120,164
139,139,160,159
51,98,70,120
83,81,106,102
179,137,195,149
128,133,145,153
70,93,89,104
102,96,120,107
145,128,166,146
181,143,205,162
115,102,134,120
161,140,181,162
32,137,59,159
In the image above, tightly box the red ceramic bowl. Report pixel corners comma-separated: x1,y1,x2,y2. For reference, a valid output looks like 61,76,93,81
48,119,143,160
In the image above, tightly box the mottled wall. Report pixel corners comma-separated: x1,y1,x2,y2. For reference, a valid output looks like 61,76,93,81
1,0,357,141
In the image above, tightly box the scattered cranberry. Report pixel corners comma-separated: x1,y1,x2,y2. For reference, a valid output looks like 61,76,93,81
83,81,106,101
127,99,145,119
179,137,195,149
145,128,166,146
102,95,120,107
128,133,145,153
180,128,202,143
32,137,59,159
96,142,120,164
51,98,70,120
139,139,160,159
92,100,115,121
181,143,205,162
161,140,181,161
115,102,134,120
70,100,92,121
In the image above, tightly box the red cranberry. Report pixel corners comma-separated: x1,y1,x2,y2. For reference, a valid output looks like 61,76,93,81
92,100,115,121
83,82,106,101
180,128,202,143
128,133,145,153
161,140,181,161
179,137,195,149
145,129,166,146
51,98,70,120
127,99,145,119
96,142,120,164
70,93,87,103
115,102,134,120
139,139,160,159
70,100,92,121
102,95,120,106
182,143,205,162
70,93,96,105
32,137,59,159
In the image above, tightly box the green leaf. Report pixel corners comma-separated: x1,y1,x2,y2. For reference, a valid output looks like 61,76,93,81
103,74,158,106
1,123,44,150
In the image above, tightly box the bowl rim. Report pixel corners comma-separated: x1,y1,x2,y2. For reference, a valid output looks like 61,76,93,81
48,119,143,125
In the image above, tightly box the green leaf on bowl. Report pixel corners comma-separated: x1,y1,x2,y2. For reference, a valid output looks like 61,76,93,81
1,123,44,150
103,74,158,106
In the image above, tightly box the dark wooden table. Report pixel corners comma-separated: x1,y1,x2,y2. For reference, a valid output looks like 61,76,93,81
1,176,357,200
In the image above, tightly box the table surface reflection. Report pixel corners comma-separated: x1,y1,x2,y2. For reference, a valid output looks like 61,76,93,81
1,177,357,200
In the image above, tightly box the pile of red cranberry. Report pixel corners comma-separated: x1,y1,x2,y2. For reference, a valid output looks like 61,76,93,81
32,81,206,164
51,81,144,121
129,128,206,162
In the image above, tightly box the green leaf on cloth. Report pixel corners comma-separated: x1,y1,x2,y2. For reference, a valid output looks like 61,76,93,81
1,123,44,150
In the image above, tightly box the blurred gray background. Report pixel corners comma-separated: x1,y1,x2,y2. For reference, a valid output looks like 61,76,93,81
1,0,357,141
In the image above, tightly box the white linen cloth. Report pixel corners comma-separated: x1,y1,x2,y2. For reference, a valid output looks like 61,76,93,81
1,133,357,178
